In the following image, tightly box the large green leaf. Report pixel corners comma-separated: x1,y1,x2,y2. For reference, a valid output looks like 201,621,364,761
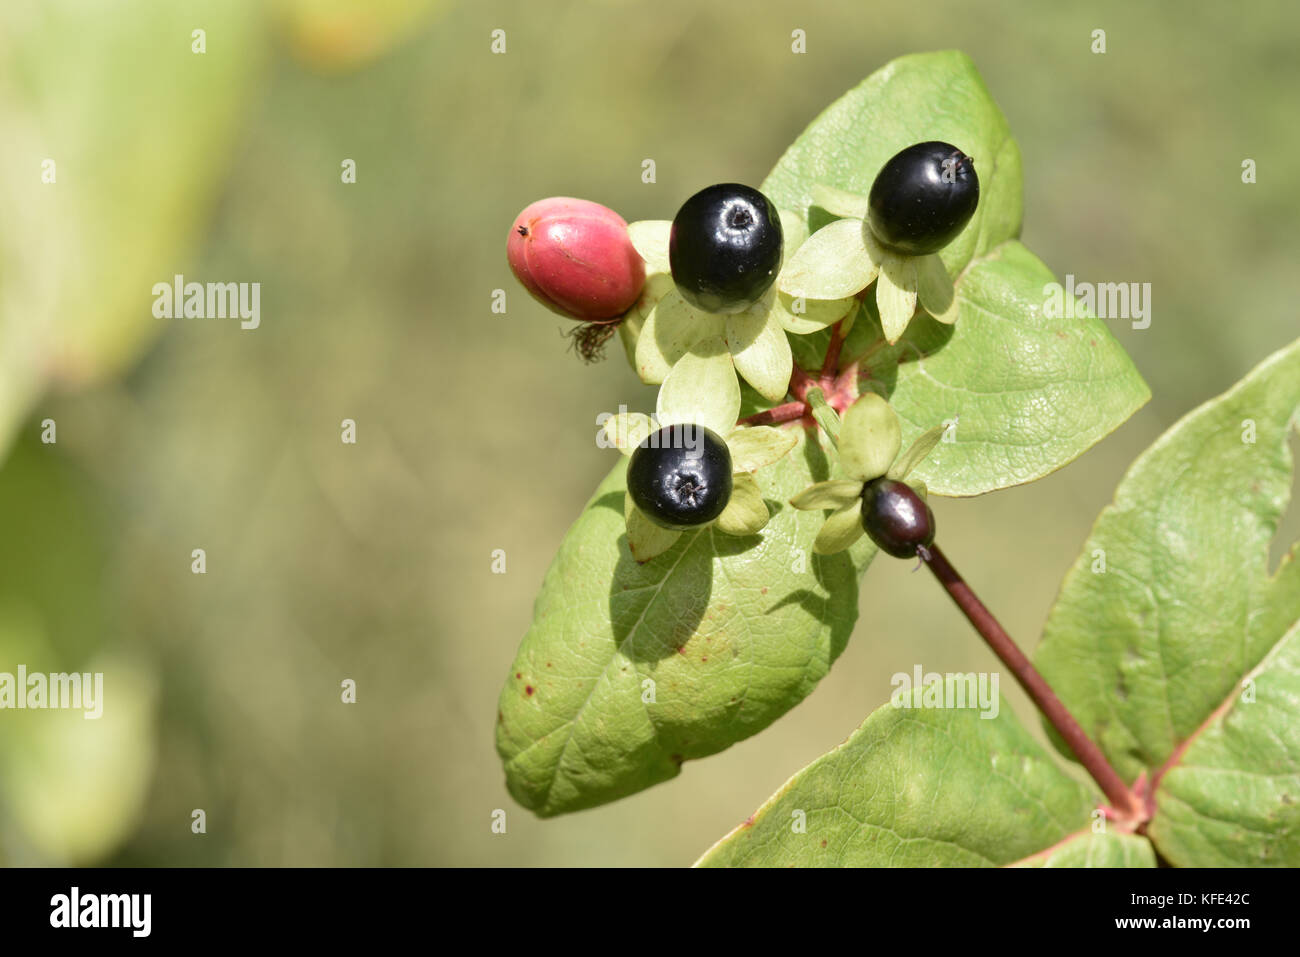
880,241,1150,496
762,52,1146,496
1035,337,1300,866
695,692,1155,867
496,430,874,817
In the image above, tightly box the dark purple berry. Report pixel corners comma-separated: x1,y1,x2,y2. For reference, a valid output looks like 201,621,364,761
669,184,783,314
867,142,979,256
627,425,733,530
860,477,935,558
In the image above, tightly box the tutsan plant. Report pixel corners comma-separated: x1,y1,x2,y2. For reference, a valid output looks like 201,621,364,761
496,50,1300,869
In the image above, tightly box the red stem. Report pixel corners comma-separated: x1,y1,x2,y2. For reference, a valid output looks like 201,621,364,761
736,401,809,427
922,544,1146,825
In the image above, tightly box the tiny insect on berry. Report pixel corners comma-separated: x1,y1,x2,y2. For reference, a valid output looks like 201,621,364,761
866,142,979,257
860,477,936,558
627,425,733,530
506,197,645,322
668,183,783,314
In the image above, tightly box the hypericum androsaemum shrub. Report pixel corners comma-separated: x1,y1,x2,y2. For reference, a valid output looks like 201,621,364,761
496,50,1300,868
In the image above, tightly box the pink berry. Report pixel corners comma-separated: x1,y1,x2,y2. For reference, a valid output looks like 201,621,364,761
507,197,645,322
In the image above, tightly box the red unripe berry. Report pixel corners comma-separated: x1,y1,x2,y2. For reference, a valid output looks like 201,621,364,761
506,197,645,322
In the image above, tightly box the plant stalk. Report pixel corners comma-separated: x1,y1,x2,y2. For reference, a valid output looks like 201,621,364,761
922,544,1146,824
805,387,841,448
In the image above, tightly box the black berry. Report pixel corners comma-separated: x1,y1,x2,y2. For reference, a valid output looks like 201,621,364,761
860,477,935,558
669,184,783,314
627,425,733,530
866,142,979,256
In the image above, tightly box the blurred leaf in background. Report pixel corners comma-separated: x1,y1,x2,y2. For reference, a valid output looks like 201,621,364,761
276,0,448,72
0,0,267,456
1,0,1298,866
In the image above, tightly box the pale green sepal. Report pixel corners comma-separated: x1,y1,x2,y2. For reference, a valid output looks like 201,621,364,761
813,500,865,554
876,254,919,343
887,424,946,480
624,493,681,562
789,479,863,511
838,392,902,482
725,308,793,403
626,220,672,274
656,335,741,436
811,184,870,219
778,218,878,300
714,472,769,536
727,426,798,473
603,411,658,455
917,253,959,324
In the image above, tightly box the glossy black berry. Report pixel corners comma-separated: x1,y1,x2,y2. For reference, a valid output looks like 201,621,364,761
669,183,783,314
866,142,979,256
860,477,935,558
627,425,733,530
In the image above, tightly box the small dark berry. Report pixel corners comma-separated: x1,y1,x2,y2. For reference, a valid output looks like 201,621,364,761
860,477,935,558
627,425,733,530
866,142,979,256
669,184,783,314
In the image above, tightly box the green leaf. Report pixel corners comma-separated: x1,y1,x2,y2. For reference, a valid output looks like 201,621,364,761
1011,832,1157,868
759,52,1144,494
1035,337,1300,866
695,694,1151,867
762,50,1023,277
883,241,1150,496
497,431,875,816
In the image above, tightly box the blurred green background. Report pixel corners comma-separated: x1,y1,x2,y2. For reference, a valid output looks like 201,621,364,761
1,0,1297,866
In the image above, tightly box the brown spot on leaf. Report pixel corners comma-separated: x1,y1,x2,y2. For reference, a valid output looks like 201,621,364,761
525,685,535,696
516,672,522,680
820,839,828,848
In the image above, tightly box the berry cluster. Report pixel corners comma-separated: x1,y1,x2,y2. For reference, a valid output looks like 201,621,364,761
506,142,972,559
